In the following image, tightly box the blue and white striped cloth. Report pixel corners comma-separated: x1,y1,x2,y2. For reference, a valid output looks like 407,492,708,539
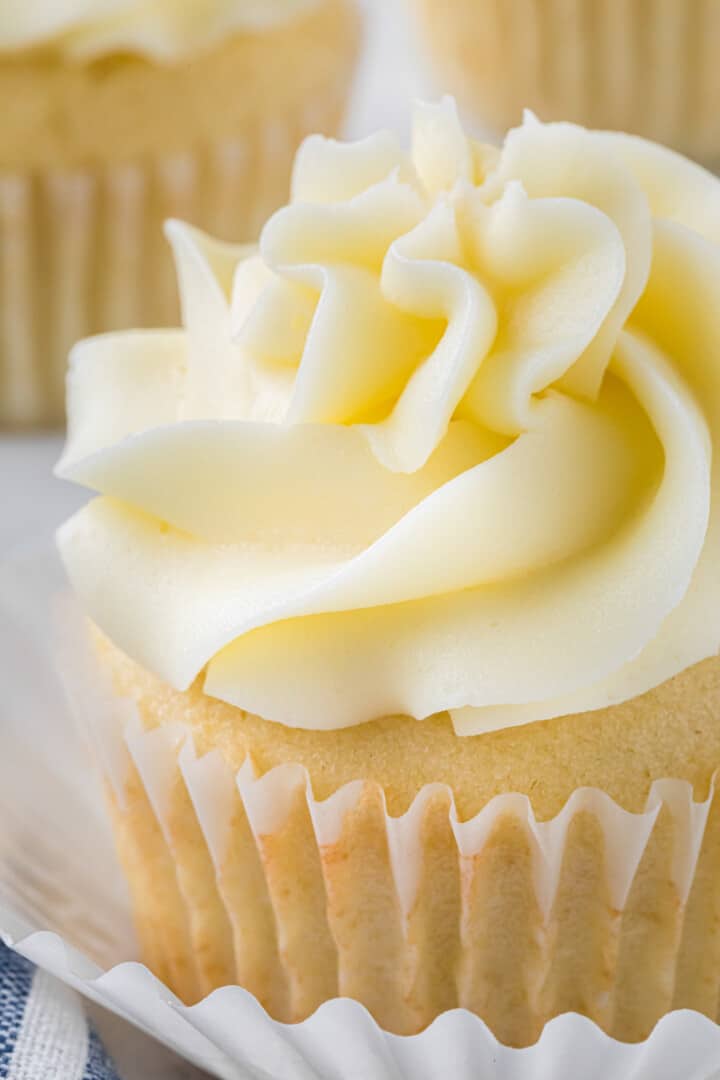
0,943,119,1080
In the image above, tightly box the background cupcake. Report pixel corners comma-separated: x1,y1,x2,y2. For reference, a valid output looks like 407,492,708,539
0,0,360,428
413,0,720,166
55,99,720,1045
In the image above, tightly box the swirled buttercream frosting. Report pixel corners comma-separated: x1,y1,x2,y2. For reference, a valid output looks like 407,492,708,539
0,0,319,60
57,99,720,735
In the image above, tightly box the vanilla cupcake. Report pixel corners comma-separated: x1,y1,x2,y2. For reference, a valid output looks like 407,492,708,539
57,99,720,1045
0,0,360,428
413,0,720,165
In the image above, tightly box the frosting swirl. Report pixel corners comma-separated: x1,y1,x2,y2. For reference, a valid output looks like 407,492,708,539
0,0,320,60
57,99,720,735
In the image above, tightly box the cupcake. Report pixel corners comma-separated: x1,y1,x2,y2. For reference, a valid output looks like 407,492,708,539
413,0,720,167
56,98,720,1046
0,0,360,428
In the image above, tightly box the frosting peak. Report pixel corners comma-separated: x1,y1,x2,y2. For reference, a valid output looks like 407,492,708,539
57,99,720,735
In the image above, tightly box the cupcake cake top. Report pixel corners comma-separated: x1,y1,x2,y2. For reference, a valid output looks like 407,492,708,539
58,98,720,736
0,0,320,59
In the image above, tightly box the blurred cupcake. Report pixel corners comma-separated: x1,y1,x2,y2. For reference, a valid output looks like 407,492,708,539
0,0,360,427
57,99,720,1044
413,0,720,163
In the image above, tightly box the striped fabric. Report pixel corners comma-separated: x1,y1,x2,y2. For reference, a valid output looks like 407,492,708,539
0,943,119,1080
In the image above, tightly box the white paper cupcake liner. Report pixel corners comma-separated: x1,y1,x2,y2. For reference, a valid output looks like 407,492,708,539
415,0,720,167
0,95,344,430
3,545,720,1078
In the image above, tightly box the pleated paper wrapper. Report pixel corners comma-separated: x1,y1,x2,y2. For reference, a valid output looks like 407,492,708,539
0,97,347,430
3,547,720,1079
415,0,720,168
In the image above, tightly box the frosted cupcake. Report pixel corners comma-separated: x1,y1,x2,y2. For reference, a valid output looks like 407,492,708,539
0,0,360,427
413,0,720,166
57,98,720,1045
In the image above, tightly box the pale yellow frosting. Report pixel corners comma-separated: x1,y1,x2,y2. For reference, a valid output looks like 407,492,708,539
57,99,720,735
0,0,320,60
